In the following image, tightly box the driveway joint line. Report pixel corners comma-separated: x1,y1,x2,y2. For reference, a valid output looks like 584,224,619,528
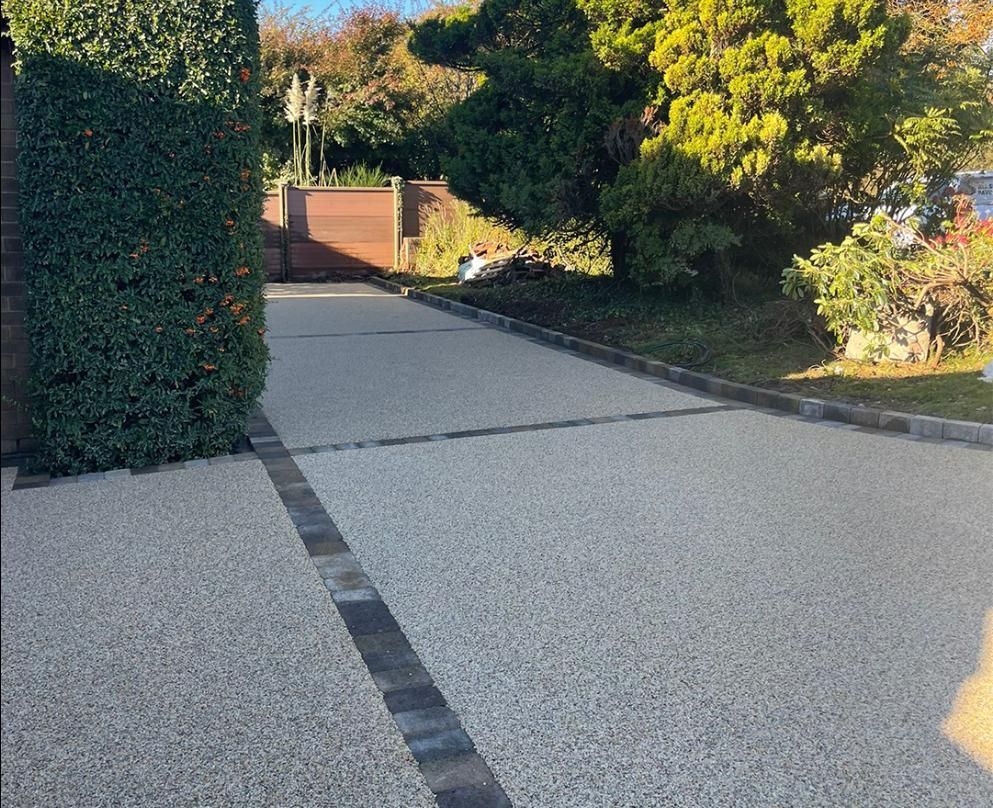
368,277,992,449
247,410,513,808
269,326,485,340
285,404,741,455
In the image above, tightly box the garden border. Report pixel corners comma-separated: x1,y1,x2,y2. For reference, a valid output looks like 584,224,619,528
368,276,993,448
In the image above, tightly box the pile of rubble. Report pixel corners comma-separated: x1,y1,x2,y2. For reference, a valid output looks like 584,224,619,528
457,241,565,286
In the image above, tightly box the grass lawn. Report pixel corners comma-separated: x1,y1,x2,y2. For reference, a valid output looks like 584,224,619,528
388,273,993,422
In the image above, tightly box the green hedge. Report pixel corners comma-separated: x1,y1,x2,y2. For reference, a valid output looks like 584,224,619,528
7,0,268,474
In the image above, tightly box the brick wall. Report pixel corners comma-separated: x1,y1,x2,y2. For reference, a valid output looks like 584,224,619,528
1,22,33,458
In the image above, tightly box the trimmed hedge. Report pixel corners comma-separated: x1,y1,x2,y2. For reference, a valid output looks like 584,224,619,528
7,0,269,474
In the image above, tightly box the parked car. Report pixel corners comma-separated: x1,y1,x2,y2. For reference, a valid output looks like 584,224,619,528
952,170,993,220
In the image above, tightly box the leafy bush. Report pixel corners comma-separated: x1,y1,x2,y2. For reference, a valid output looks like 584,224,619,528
411,0,992,288
783,199,993,361
7,0,268,474
262,149,293,189
530,229,613,277
411,0,624,271
259,4,476,178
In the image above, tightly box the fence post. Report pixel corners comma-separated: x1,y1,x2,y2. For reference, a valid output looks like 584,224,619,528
279,184,290,283
391,177,404,272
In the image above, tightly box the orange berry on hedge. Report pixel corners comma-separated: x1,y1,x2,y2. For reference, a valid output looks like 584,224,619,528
83,128,93,137
240,67,251,82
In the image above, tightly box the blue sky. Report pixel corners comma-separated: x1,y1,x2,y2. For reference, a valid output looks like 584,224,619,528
261,0,428,18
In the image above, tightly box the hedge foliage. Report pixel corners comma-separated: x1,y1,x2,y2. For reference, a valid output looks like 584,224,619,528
411,0,991,288
6,0,268,474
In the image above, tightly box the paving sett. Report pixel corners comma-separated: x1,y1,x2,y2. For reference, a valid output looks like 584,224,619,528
296,410,993,807
0,464,434,808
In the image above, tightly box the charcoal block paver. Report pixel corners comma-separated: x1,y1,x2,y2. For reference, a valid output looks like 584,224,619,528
419,753,499,794
338,599,402,637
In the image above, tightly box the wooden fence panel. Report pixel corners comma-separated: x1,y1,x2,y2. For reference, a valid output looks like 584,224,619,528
260,192,283,281
264,182,459,281
285,187,394,279
402,181,456,238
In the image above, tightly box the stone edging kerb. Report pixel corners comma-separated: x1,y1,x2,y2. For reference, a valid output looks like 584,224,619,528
368,276,992,448
10,451,258,490
246,413,513,808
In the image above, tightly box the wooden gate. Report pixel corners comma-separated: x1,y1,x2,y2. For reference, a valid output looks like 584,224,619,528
259,181,457,281
286,187,394,281
261,192,283,281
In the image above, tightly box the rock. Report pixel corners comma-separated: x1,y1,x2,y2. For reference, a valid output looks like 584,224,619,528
844,317,930,362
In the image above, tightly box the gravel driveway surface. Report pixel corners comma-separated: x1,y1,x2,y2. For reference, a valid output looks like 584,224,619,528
271,282,993,806
3,281,988,807
0,463,433,807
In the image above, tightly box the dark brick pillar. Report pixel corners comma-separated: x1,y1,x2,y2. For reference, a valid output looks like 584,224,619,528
1,21,33,459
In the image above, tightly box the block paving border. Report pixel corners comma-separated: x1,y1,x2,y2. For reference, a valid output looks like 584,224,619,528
10,450,259,490
247,412,513,808
368,276,993,449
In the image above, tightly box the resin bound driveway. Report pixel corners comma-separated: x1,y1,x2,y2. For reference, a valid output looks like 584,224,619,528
264,283,992,806
2,281,990,807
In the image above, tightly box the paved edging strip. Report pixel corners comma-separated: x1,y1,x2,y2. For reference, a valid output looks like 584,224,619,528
10,451,259,490
286,404,741,456
368,276,993,448
246,412,513,808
